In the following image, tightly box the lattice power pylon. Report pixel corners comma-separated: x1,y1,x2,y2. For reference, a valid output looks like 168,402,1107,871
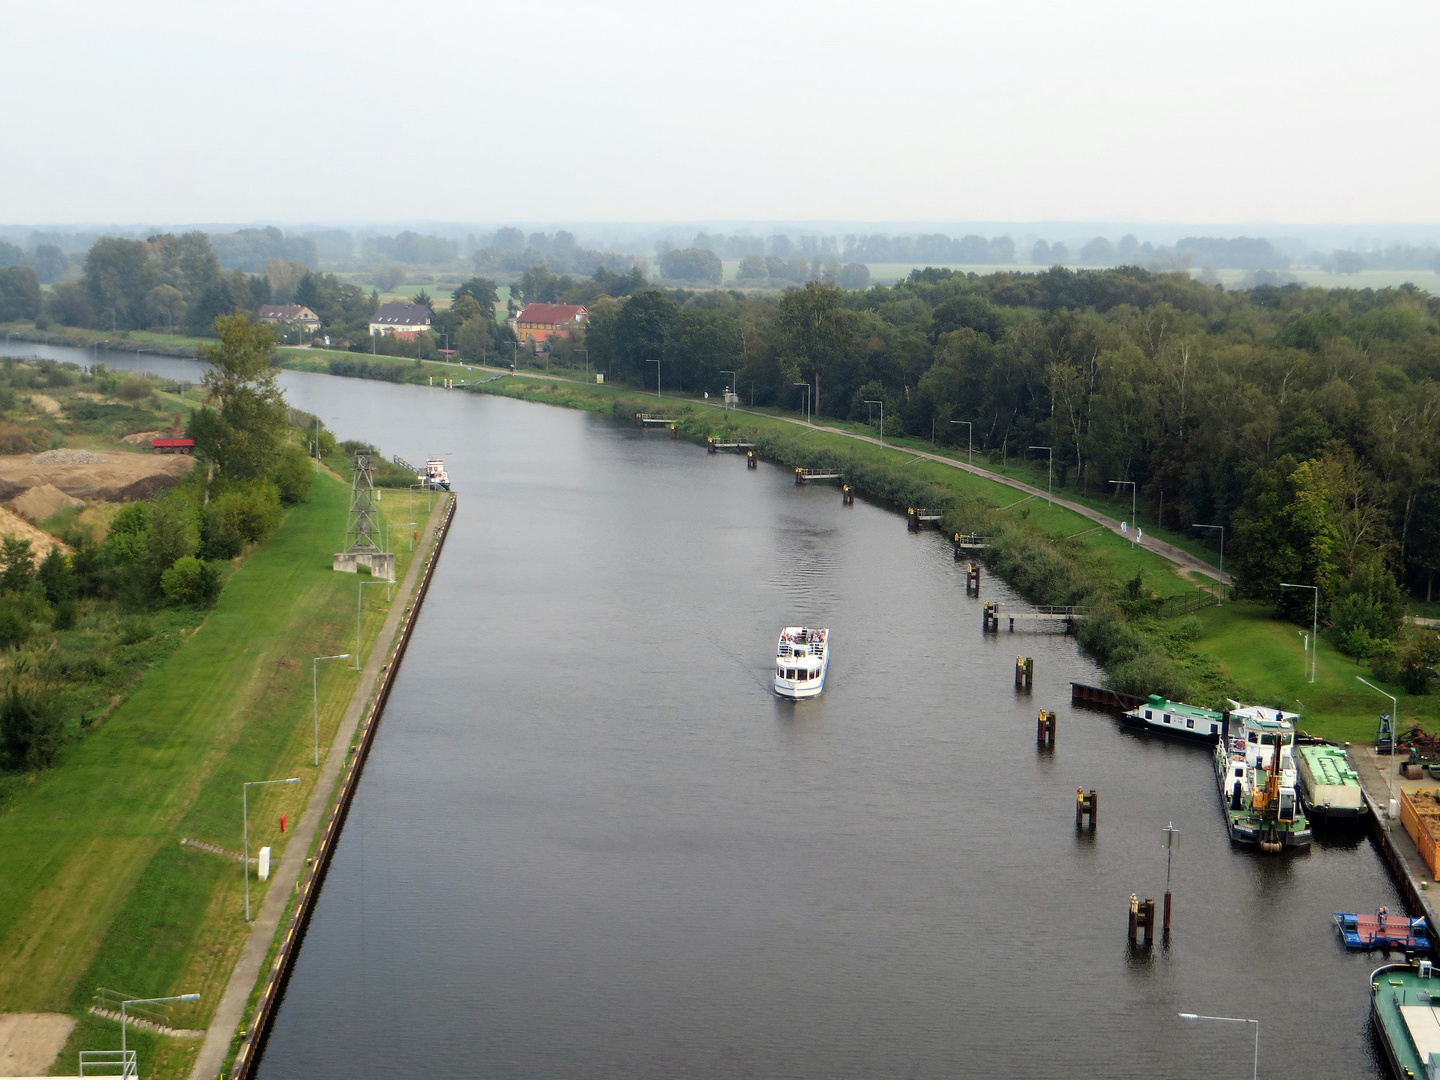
344,453,382,552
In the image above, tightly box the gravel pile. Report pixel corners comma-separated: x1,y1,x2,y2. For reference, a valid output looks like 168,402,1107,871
31,449,105,465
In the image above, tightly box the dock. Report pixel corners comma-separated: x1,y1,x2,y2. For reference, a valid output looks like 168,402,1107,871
982,601,1085,633
795,468,842,485
1351,746,1440,955
635,413,676,426
952,532,991,553
707,439,755,453
907,507,943,531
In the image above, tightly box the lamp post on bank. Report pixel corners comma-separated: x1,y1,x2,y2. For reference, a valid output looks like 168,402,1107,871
950,420,973,468
864,399,884,446
1029,446,1052,505
1192,523,1226,602
243,778,299,921
1280,582,1318,682
646,357,661,398
1357,675,1400,805
312,654,350,767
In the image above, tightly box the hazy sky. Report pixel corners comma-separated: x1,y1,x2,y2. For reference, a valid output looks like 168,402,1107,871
5,0,1436,225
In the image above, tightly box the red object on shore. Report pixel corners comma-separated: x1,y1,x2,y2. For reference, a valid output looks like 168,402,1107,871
280,814,286,833
151,437,195,454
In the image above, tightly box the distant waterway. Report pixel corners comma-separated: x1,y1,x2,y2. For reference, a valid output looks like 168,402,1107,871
7,343,1397,1077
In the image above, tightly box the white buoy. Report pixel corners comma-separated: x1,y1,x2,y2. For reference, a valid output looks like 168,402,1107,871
258,846,271,881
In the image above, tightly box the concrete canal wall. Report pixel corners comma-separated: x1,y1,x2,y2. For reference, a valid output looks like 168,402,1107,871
195,493,458,1080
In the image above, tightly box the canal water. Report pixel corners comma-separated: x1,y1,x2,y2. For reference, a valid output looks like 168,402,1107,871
9,344,1397,1078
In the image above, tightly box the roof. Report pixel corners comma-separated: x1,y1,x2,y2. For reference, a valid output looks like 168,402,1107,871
257,304,318,320
515,303,587,324
371,303,432,326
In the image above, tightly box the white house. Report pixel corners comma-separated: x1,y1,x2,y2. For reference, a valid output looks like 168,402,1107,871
369,303,432,339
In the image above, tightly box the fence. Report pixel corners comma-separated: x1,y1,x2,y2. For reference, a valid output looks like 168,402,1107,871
1155,586,1225,620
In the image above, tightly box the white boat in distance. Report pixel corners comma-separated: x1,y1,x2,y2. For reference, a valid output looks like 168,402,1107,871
774,626,830,698
418,458,450,491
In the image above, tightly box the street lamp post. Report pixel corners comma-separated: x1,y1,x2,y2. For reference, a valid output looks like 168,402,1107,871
646,357,661,397
1192,523,1226,602
121,994,200,1057
400,522,418,552
356,579,391,670
1358,675,1400,804
1279,583,1318,682
720,370,736,409
793,383,811,424
243,778,299,921
1029,446,1053,505
950,420,973,468
864,399,884,446
1177,1013,1259,1080
312,654,350,767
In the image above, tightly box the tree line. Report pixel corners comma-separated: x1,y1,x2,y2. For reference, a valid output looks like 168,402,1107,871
575,266,1440,679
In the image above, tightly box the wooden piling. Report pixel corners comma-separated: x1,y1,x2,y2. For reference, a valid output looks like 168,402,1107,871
795,467,805,486
707,438,717,454
1076,788,1097,827
1036,710,1056,746
982,601,998,632
842,483,854,505
1128,894,1139,942
907,507,919,531
1015,656,1034,689
1128,894,1155,945
746,450,757,469
965,562,980,593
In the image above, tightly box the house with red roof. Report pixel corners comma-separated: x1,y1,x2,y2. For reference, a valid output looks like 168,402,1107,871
510,303,587,345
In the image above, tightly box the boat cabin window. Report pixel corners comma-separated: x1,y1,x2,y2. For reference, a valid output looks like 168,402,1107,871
1144,710,1153,719
1248,731,1258,743
1186,717,1194,729
1210,724,1219,735
1162,713,1171,724
1260,733,1284,746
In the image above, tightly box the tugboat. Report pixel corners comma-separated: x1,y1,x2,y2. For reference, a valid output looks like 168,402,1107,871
1371,960,1440,1079
1213,708,1312,851
774,627,829,699
417,458,450,491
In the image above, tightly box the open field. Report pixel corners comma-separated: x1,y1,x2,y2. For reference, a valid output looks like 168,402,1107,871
1191,601,1440,743
0,467,437,1080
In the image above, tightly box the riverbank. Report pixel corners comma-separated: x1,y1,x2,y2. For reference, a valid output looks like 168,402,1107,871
0,467,444,1080
0,322,205,359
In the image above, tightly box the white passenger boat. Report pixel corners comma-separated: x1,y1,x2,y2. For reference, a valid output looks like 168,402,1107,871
774,626,829,698
418,458,450,491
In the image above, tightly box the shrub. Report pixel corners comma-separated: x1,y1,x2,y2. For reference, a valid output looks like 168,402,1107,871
270,443,313,505
0,689,64,770
199,509,243,560
215,483,281,544
117,617,152,645
161,557,222,607
1105,651,1191,701
0,603,31,650
50,599,77,630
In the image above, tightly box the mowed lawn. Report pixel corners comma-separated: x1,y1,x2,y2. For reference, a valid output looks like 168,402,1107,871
1191,601,1440,744
0,470,428,1078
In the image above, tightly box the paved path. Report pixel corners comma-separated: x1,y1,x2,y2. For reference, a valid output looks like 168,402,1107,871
700,402,1231,586
188,497,450,1080
464,369,1228,586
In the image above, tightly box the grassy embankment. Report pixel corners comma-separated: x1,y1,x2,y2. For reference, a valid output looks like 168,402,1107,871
0,322,206,358
0,468,437,1080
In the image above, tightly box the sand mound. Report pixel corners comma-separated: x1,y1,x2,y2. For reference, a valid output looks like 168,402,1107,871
26,394,61,415
11,483,83,523
0,505,70,555
121,430,168,447
32,448,103,465
0,449,194,501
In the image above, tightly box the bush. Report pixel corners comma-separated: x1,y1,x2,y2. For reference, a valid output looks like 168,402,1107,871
0,689,64,770
117,617,152,645
1105,650,1191,701
0,603,31,650
215,483,281,544
270,443,313,505
51,599,77,630
160,556,222,607
199,508,243,560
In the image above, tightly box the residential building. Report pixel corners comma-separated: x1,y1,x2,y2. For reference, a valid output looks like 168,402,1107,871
369,303,433,339
257,304,321,331
510,303,588,344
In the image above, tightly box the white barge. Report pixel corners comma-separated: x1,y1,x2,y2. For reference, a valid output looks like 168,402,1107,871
774,627,829,699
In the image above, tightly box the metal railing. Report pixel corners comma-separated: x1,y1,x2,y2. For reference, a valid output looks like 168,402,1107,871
80,1050,137,1077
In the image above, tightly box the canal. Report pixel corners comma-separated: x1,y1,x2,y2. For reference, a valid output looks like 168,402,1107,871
12,344,1396,1078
